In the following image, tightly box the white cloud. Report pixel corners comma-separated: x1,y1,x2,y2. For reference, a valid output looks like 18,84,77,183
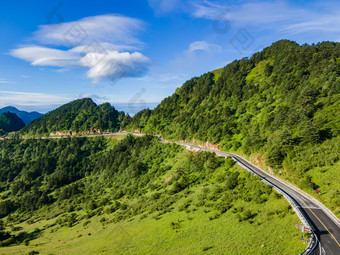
71,42,138,53
10,46,150,82
0,91,72,107
192,1,305,23
282,15,340,34
81,51,150,82
192,0,228,20
191,0,340,34
33,15,144,47
79,93,109,102
10,46,80,67
188,41,222,53
10,14,150,83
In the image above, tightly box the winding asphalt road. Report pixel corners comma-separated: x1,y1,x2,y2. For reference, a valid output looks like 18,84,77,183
169,139,340,255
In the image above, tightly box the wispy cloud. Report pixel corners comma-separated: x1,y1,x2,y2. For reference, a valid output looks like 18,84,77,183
10,15,150,83
0,78,15,84
188,41,222,53
282,14,340,34
33,15,144,47
192,1,307,24
146,0,340,36
191,0,340,35
10,46,80,67
0,91,73,108
148,0,181,14
192,0,228,20
79,93,109,103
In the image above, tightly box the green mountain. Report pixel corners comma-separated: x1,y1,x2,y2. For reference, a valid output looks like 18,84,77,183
124,40,340,214
21,98,124,135
0,106,43,125
0,111,25,133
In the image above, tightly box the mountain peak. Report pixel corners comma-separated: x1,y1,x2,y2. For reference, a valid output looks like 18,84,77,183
21,98,124,135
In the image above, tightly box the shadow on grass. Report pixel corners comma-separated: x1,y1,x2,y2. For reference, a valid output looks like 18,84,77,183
0,228,43,247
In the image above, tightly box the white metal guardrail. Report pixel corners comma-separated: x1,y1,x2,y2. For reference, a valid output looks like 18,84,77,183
231,156,318,255
170,140,320,255
258,171,340,229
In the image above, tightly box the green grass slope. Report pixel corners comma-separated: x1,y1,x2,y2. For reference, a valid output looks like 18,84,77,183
0,135,306,254
123,40,340,216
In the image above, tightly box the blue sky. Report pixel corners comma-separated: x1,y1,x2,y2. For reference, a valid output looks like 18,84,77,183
1,0,340,114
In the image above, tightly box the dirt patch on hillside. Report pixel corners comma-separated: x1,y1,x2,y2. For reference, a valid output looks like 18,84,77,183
164,175,173,184
177,139,220,151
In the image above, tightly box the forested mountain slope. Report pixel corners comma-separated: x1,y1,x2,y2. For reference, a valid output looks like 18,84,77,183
0,112,25,134
21,98,124,135
0,107,42,125
124,40,340,215
0,135,305,254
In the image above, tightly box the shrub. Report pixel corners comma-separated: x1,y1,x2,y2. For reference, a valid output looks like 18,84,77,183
202,246,213,251
83,220,91,227
23,238,30,246
28,251,39,255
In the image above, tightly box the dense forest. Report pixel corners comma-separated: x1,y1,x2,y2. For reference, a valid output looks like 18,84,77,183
20,98,125,135
123,40,340,214
0,112,25,134
0,135,304,254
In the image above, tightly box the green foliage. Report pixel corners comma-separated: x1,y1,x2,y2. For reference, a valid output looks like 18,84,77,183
23,238,29,246
21,98,124,135
0,111,25,133
0,106,43,125
0,135,272,228
124,40,339,158
123,40,340,213
28,251,39,255
0,135,306,254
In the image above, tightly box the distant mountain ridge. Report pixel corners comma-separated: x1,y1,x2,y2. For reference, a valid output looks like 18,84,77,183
0,106,43,124
0,111,25,133
21,98,125,135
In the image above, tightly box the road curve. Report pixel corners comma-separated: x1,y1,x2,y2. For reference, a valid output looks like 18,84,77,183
167,139,340,255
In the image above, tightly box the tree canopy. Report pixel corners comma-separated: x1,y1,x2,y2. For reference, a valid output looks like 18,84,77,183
21,98,124,135
0,111,25,133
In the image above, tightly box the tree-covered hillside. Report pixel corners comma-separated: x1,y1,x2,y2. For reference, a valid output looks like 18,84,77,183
123,40,340,214
21,98,124,135
0,112,25,134
0,107,42,125
0,135,305,254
